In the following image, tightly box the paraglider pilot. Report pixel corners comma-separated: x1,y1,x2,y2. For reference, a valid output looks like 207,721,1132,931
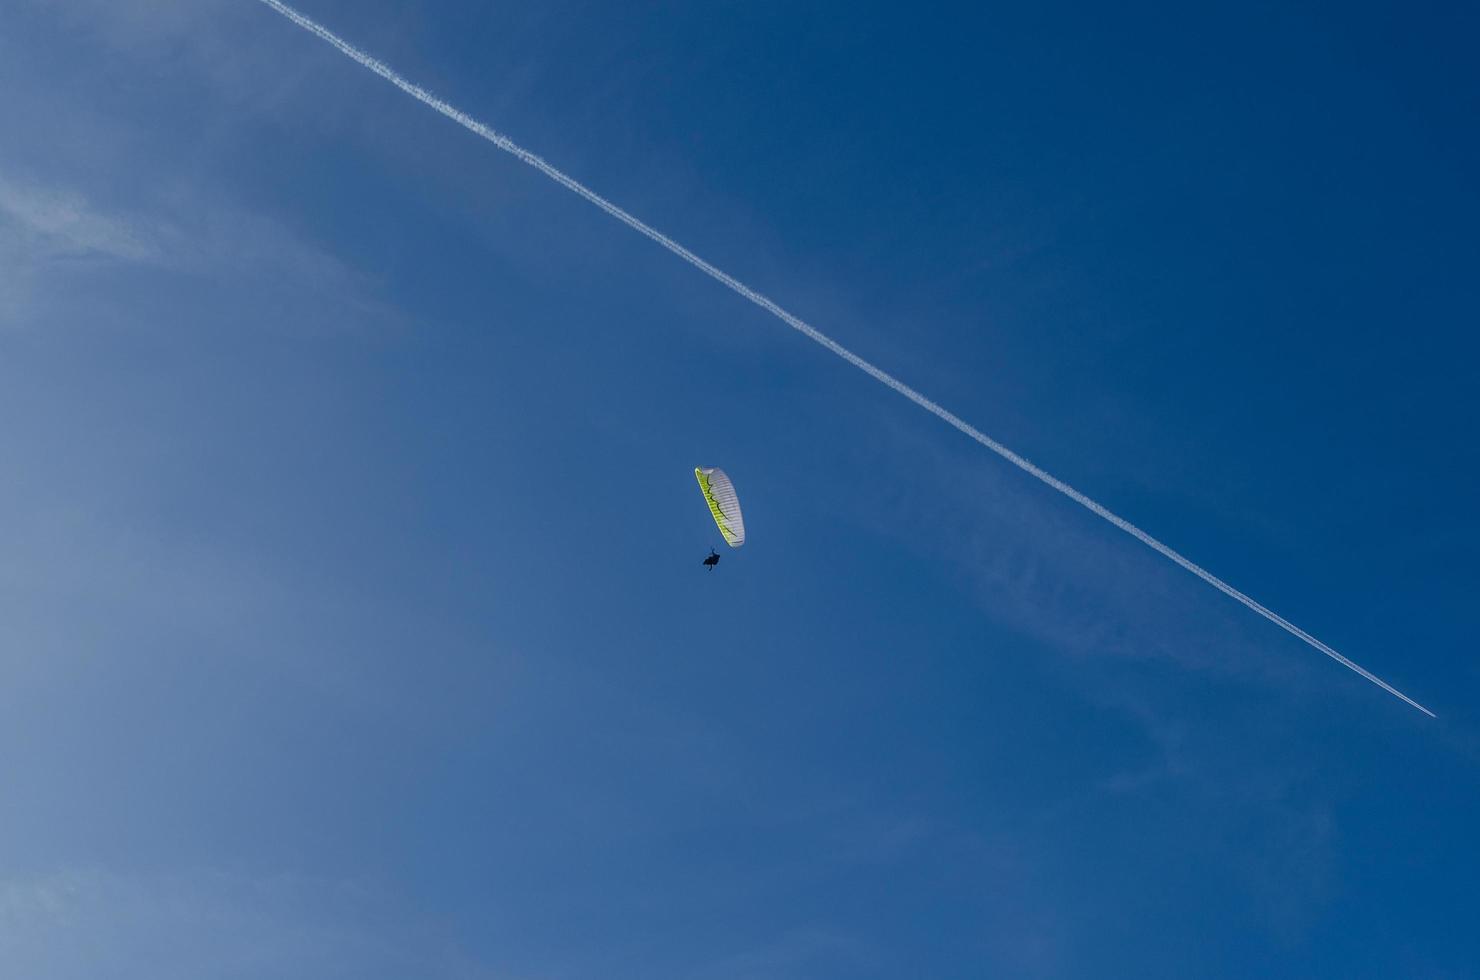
702,549,720,570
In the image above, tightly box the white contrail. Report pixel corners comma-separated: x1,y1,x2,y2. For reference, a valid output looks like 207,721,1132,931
253,0,1434,718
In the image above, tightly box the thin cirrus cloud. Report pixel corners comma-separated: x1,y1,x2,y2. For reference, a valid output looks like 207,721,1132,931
0,175,162,264
0,167,385,335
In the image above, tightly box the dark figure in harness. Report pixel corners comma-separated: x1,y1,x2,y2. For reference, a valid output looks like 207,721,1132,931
702,549,721,570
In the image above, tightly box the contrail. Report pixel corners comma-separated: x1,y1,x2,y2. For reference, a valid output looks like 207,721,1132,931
253,0,1434,718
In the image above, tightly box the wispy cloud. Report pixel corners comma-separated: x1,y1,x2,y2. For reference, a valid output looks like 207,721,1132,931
0,164,388,335
0,173,167,318
1,2,391,335
0,175,162,263
842,416,1300,688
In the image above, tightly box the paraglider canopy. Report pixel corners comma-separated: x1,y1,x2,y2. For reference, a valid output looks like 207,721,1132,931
695,467,745,548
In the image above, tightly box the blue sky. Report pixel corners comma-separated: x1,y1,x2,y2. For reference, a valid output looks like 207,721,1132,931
2,1,1477,977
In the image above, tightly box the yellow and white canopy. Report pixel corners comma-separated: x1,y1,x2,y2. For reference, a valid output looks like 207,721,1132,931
694,467,746,548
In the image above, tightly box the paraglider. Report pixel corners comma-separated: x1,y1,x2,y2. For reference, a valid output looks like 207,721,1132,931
695,467,745,567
